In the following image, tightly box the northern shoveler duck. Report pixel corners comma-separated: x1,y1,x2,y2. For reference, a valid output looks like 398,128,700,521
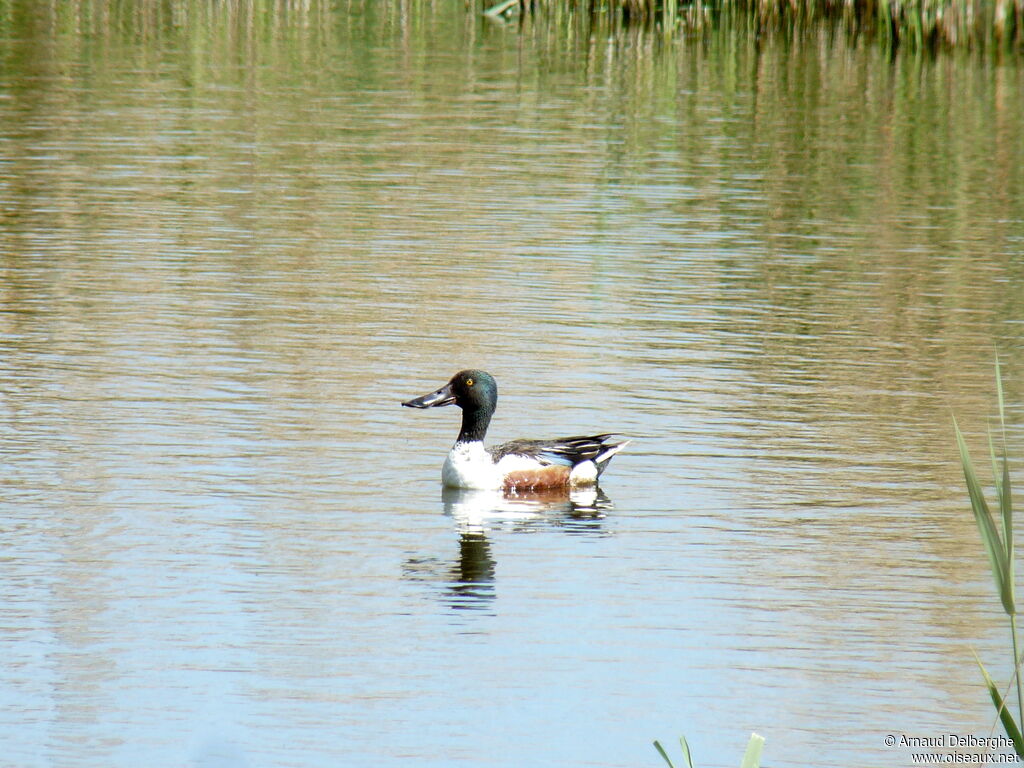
402,369,630,491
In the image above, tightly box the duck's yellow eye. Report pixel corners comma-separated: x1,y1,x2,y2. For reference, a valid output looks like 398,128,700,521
465,378,474,387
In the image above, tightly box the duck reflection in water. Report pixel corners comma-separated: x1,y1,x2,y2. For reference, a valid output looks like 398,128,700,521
446,531,496,611
404,525,497,612
404,486,613,614
441,485,612,534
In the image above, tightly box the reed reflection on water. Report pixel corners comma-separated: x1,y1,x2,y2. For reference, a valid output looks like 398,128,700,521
2,3,1024,768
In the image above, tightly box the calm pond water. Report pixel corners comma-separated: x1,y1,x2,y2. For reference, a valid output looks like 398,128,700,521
2,3,1024,767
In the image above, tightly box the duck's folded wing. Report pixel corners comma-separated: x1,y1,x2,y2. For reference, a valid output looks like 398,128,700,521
490,434,620,466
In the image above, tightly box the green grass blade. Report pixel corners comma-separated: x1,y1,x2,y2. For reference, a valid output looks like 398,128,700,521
678,735,694,768
989,428,1014,597
739,733,765,768
987,436,1011,544
996,356,1014,576
997,355,1006,438
956,416,1015,615
653,740,676,768
974,651,1024,758
1003,453,1014,584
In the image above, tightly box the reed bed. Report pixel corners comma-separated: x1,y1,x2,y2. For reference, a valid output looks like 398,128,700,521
487,0,1024,51
7,0,1022,52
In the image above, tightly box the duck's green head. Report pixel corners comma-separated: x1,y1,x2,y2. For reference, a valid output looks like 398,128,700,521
402,369,497,413
402,370,498,443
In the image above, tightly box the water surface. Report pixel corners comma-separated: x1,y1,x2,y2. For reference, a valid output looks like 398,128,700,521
2,4,1024,767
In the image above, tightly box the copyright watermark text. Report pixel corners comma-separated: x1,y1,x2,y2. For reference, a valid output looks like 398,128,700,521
884,734,1018,764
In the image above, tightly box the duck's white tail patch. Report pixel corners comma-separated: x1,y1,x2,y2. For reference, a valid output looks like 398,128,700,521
568,460,599,487
569,440,631,487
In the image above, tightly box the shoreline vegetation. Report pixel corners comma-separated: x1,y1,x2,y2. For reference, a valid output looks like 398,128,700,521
1,0,1022,55
485,0,1024,53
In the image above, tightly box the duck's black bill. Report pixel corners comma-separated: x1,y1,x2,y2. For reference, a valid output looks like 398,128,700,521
402,382,456,409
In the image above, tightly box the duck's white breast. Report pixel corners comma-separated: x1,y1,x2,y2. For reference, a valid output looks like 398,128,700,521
442,441,502,490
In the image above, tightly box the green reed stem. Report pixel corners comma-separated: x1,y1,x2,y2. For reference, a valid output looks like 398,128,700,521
1013,615,1024,730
